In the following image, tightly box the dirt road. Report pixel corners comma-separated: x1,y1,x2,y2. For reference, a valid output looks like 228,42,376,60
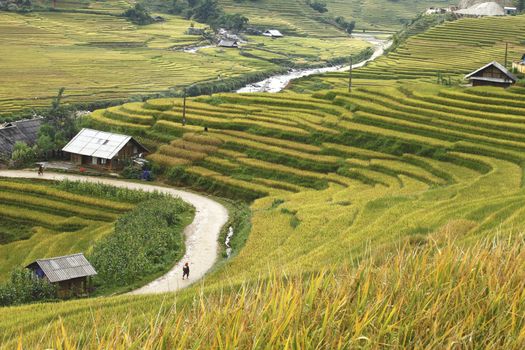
0,170,229,294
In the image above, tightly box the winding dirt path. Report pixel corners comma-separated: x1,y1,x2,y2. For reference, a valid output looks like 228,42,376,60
0,170,229,295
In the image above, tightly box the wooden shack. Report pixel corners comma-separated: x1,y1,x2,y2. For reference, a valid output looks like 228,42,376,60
465,61,517,88
62,128,148,170
26,253,97,298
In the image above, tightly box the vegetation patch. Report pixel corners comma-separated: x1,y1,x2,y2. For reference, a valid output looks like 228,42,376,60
90,197,194,293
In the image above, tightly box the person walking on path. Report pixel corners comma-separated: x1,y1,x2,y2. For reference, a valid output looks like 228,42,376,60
37,164,44,176
182,262,190,280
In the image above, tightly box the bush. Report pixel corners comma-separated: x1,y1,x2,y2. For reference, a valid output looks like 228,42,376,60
11,141,35,167
0,268,56,307
335,16,355,35
307,0,328,13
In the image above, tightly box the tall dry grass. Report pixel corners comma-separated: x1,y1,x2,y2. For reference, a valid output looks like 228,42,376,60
8,234,525,349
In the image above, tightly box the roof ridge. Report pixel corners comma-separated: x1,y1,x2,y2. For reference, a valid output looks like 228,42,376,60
36,252,84,262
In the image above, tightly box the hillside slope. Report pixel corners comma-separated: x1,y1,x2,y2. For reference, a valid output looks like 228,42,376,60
221,0,456,32
1,14,525,348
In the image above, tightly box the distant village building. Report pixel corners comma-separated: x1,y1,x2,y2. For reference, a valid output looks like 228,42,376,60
218,39,239,48
62,128,148,170
425,6,458,14
512,54,525,74
26,253,97,298
455,2,505,16
504,6,517,14
0,117,43,158
263,29,284,38
465,61,517,87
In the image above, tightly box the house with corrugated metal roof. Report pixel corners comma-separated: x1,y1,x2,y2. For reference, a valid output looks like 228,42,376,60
26,253,97,297
0,117,43,158
62,128,148,170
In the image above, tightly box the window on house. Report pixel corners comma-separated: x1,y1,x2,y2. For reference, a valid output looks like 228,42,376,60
100,158,107,165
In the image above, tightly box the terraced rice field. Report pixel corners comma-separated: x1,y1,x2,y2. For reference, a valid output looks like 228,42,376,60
33,0,134,13
220,0,454,32
0,10,369,117
294,15,525,92
0,179,140,283
2,13,525,349
3,80,525,346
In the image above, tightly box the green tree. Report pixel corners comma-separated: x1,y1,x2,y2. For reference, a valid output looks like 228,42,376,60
122,4,154,25
192,0,221,22
214,13,249,32
38,88,80,155
516,0,525,12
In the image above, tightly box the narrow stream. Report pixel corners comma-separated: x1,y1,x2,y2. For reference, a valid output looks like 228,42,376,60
237,34,392,93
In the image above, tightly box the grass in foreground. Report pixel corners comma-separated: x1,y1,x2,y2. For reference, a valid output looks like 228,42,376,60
2,233,524,348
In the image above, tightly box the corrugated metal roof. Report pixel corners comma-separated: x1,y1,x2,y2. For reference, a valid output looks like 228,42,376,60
27,253,97,283
263,30,283,37
62,128,132,159
218,39,238,48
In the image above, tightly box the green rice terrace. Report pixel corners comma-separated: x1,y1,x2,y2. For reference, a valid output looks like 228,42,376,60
2,9,525,350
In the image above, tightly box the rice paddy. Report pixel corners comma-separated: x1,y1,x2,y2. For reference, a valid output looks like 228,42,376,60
1,11,525,350
0,10,369,118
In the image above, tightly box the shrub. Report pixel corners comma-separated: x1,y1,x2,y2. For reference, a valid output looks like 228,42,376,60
307,0,328,13
10,141,35,167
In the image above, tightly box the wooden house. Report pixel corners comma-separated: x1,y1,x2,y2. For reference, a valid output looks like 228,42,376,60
62,128,148,170
464,61,517,88
26,253,97,298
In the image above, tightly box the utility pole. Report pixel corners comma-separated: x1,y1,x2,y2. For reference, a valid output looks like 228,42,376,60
348,56,353,93
504,42,508,68
182,88,187,126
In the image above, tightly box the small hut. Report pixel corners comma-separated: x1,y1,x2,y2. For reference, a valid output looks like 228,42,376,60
464,61,517,88
62,128,149,170
218,39,239,48
263,29,283,38
26,253,97,298
512,54,525,74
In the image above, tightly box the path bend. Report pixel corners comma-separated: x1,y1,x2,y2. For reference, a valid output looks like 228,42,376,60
0,170,229,295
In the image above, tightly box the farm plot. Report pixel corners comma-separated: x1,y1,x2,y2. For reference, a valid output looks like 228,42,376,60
0,11,369,118
0,178,166,283
292,15,525,92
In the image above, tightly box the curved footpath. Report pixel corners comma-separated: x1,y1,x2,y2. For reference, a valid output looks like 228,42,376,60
0,170,229,295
